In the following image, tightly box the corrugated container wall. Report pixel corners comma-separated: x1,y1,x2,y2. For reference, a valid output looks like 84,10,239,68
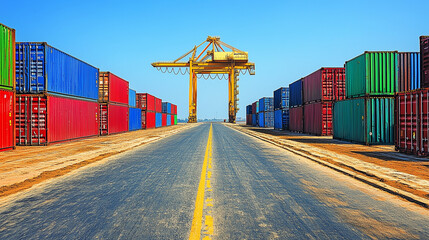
289,107,303,132
421,36,429,88
174,115,177,125
289,79,303,107
303,102,333,136
162,102,171,114
170,114,174,126
99,72,129,105
395,89,429,156
0,89,15,151
259,97,274,112
171,104,177,115
166,114,171,126
16,43,99,100
16,94,99,145
303,68,345,103
129,107,142,131
142,110,156,129
246,114,252,125
129,89,136,107
162,113,167,127
333,97,394,145
155,98,162,113
345,51,398,98
0,23,15,90
273,87,289,110
156,113,162,128
274,109,289,130
252,102,257,114
255,101,260,113
136,93,155,112
246,105,252,115
100,103,129,135
398,52,420,92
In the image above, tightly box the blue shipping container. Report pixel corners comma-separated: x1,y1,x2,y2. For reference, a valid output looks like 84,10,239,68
129,107,142,131
258,112,264,127
167,114,171,126
252,113,257,126
129,89,136,107
259,97,274,112
246,105,252,115
274,109,289,130
162,102,172,114
289,79,303,107
258,111,274,128
16,42,99,100
156,113,162,128
274,87,289,110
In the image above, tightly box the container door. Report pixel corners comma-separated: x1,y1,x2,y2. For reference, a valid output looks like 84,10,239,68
100,104,108,135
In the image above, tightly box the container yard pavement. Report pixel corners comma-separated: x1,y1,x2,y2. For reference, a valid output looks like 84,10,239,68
227,123,429,208
0,123,198,198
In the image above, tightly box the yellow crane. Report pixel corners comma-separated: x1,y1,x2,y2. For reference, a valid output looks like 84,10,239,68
152,36,255,123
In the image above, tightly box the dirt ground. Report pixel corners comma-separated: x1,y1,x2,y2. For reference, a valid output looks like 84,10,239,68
0,123,198,198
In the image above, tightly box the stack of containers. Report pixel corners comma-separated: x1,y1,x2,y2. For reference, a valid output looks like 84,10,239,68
334,52,397,145
289,79,304,132
258,97,274,127
162,102,172,126
273,87,289,130
0,23,15,151
15,42,100,145
251,102,257,126
98,72,129,135
128,88,142,131
395,36,429,155
155,97,163,128
302,68,345,136
246,105,252,125
136,93,156,129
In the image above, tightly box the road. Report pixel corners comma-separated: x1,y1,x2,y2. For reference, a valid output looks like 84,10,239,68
0,123,428,239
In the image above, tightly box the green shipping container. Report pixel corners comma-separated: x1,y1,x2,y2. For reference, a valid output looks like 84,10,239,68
333,97,394,145
345,52,398,98
0,23,15,90
174,115,177,125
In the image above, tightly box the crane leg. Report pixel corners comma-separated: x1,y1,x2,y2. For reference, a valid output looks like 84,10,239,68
228,70,236,123
188,70,197,123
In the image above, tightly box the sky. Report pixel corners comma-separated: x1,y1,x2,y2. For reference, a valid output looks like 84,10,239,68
1,0,428,120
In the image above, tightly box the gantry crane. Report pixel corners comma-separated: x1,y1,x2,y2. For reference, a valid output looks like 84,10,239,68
152,36,255,123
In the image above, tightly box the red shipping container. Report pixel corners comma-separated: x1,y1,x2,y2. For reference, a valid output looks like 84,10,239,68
171,104,177,115
395,89,429,156
289,106,303,132
16,94,99,145
142,110,156,129
100,103,129,135
136,93,156,112
162,113,167,126
421,36,429,88
252,102,257,114
99,72,129,105
170,114,175,126
0,90,15,151
246,114,252,125
303,68,345,104
303,102,333,136
155,97,162,113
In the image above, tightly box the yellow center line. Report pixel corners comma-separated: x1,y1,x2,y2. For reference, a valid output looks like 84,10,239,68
189,124,213,240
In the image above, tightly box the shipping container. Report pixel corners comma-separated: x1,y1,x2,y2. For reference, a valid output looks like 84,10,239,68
171,104,177,115
166,114,172,126
0,23,15,91
170,114,174,126
16,42,99,99
174,115,177,125
259,97,274,112
100,103,128,136
246,114,252,125
303,102,333,136
255,101,260,113
345,51,398,98
162,102,172,114
252,102,257,114
398,52,420,92
246,104,252,115
252,113,257,126
142,110,156,129
129,107,142,131
289,79,303,107
162,113,167,127
274,109,289,130
136,93,156,112
129,89,136,107
421,36,429,88
16,94,99,145
258,111,274,128
333,97,394,145
273,87,289,110
395,88,429,156
155,97,162,113
258,112,264,127
303,68,345,103
289,106,304,132
0,89,15,151
156,112,162,128
99,72,129,105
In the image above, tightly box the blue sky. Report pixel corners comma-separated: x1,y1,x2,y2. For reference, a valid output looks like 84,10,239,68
1,0,428,119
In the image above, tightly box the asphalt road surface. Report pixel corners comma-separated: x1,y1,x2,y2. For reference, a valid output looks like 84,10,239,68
0,123,428,239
